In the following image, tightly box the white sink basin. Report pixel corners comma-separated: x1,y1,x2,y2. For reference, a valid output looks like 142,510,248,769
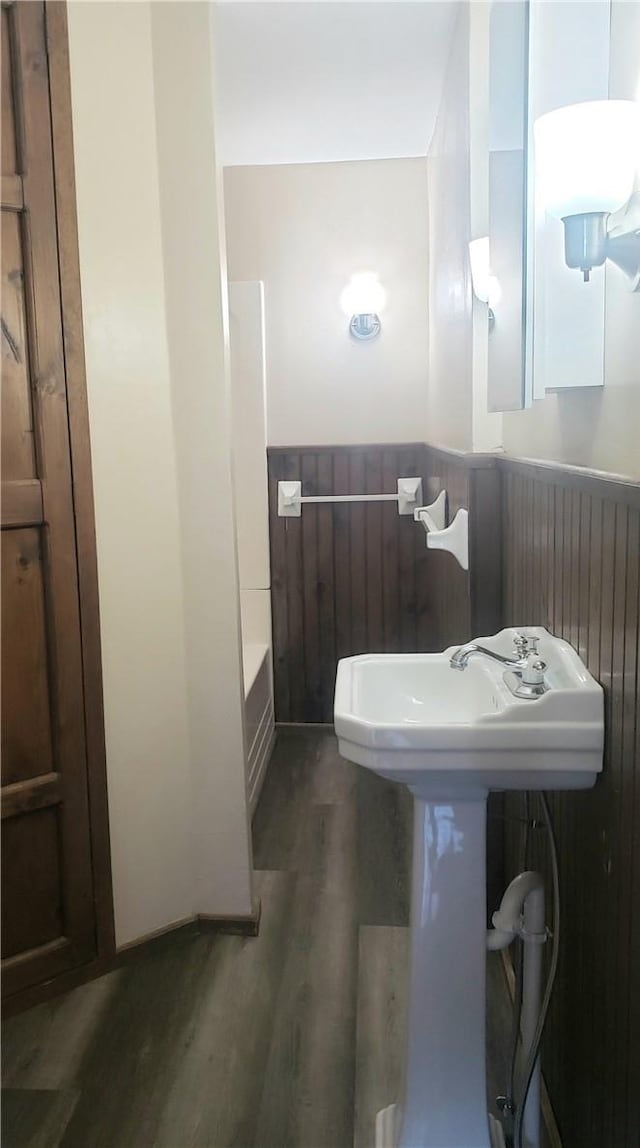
334,628,603,1148
334,626,603,793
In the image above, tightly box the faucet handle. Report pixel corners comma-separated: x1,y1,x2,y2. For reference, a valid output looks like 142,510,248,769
513,632,529,657
521,657,547,687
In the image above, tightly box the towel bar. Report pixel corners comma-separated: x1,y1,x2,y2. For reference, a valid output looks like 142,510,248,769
277,477,423,517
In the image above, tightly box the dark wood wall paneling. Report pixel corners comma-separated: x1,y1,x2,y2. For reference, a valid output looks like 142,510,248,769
267,439,640,1148
500,459,640,1148
421,447,472,648
268,445,436,724
422,445,503,645
421,445,639,1148
268,443,504,724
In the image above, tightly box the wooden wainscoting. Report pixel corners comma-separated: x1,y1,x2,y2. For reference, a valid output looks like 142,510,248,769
423,444,502,645
268,444,436,723
501,458,640,1148
268,439,639,1145
268,442,504,724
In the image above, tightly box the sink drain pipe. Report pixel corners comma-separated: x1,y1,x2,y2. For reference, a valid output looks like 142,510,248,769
487,870,547,1148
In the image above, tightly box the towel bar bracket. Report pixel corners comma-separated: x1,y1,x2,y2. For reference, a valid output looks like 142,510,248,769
413,490,469,570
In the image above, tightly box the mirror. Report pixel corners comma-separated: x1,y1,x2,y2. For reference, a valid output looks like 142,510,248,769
526,0,614,397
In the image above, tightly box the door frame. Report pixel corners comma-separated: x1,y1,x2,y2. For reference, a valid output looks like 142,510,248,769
2,0,115,1011
46,0,114,961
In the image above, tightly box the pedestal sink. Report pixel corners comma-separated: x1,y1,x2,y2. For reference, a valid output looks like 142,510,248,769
334,627,603,1148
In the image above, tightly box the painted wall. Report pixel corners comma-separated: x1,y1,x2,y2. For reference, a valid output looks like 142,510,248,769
68,1,192,946
503,0,640,479
229,282,272,662
224,158,429,446
469,1,504,451
487,0,527,414
425,3,473,452
425,2,502,453
68,0,253,945
151,2,254,920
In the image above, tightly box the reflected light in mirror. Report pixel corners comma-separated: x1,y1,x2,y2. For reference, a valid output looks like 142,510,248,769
468,237,501,309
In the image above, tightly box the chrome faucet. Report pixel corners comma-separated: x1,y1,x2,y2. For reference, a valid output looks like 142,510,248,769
450,633,548,698
450,632,531,671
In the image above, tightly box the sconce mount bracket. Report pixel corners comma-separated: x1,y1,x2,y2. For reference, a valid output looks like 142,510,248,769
349,313,381,340
562,194,640,290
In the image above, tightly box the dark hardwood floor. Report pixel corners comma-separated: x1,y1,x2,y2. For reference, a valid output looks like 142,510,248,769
2,729,516,1148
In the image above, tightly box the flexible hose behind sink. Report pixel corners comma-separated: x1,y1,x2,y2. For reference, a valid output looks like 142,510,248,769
506,793,530,1117
513,792,560,1148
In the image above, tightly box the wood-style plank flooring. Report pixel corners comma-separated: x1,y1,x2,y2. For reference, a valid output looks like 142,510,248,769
3,729,517,1148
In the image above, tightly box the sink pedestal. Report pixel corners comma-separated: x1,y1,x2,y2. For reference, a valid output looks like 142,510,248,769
334,635,604,1148
382,789,491,1148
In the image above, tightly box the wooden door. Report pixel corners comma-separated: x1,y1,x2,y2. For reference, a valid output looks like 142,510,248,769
1,0,112,1002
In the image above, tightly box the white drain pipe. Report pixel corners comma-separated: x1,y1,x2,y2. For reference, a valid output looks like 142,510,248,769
487,871,547,1148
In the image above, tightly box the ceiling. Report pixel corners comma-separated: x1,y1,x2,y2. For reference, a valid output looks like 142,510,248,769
214,2,459,167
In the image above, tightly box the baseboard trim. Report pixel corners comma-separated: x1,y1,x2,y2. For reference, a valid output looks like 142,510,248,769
276,721,334,730
197,898,261,937
2,903,262,1017
500,950,563,1148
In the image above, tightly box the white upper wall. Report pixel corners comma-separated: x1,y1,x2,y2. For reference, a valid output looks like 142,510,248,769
425,3,474,451
68,0,254,946
224,158,429,446
68,0,194,946
151,1,254,919
214,1,458,166
229,282,270,596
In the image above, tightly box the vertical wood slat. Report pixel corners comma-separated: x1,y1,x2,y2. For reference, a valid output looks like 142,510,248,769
421,449,473,649
285,451,305,723
365,450,383,652
628,524,640,1140
316,453,336,724
381,449,400,653
469,465,502,638
333,452,351,667
301,452,320,722
411,444,432,653
614,505,637,1146
349,451,367,656
500,461,640,1148
606,502,628,1141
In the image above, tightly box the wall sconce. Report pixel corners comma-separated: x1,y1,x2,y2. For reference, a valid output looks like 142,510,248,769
468,237,501,327
340,273,386,340
535,99,640,286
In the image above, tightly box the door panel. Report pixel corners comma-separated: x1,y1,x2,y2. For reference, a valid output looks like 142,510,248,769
1,7,17,175
1,0,105,999
2,807,63,959
1,528,54,785
1,210,36,480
